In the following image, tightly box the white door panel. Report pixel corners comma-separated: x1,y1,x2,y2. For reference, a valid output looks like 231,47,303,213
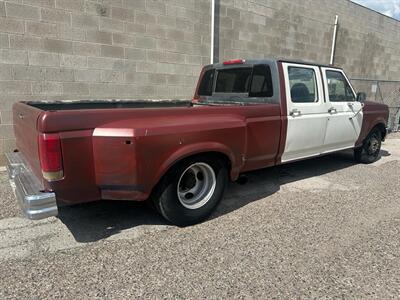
321,68,363,152
324,113,361,151
281,63,329,163
284,113,327,161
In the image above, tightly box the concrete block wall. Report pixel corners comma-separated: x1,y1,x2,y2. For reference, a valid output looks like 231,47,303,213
0,0,211,165
0,0,400,165
218,0,400,80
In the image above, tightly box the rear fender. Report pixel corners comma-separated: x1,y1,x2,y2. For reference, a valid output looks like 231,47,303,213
154,142,242,185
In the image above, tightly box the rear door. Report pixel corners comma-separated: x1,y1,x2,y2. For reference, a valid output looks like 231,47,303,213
281,63,328,162
321,67,363,152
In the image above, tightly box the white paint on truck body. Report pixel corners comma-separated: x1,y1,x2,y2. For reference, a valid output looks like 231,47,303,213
281,63,363,163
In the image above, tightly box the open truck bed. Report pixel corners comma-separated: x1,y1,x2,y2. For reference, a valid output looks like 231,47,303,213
27,100,191,111
13,99,192,178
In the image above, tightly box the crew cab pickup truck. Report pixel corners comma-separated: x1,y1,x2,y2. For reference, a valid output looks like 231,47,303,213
6,59,389,226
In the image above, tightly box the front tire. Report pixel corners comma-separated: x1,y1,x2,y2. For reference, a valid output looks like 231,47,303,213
354,128,382,164
152,156,228,226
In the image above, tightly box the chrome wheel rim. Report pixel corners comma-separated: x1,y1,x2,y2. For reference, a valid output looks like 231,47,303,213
177,163,216,210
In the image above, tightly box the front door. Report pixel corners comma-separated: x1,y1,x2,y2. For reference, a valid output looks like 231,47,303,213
281,63,329,162
321,68,363,152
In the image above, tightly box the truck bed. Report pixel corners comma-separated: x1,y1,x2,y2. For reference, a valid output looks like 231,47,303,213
12,100,192,187
27,100,192,111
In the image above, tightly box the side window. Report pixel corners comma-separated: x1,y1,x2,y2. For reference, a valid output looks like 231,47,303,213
288,67,318,103
198,69,214,96
326,70,355,102
249,64,273,97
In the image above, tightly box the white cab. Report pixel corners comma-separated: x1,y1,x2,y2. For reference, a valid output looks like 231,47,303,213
281,63,363,163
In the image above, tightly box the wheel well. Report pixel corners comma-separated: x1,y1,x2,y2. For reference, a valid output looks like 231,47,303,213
372,123,387,140
162,151,232,180
179,151,232,170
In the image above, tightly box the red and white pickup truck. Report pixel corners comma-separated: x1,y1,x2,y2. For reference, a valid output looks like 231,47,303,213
6,59,389,226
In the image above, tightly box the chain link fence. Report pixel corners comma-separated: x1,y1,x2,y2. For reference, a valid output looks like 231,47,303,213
350,79,400,132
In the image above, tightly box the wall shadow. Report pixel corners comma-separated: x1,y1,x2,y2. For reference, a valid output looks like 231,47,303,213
58,149,390,243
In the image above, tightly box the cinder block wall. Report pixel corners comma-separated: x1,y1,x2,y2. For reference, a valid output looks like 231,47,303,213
0,0,400,165
0,0,211,165
218,0,400,79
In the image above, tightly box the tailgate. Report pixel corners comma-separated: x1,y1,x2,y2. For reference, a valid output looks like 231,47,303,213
12,102,43,180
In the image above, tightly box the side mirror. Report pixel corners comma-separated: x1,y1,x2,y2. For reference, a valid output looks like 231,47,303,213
356,92,366,103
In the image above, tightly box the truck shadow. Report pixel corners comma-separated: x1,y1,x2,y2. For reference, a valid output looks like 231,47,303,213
58,149,390,243
57,201,167,243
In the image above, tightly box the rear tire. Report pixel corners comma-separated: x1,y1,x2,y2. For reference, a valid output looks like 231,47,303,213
152,155,228,226
354,128,382,164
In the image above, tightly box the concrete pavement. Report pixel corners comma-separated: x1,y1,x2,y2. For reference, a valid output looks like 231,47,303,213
0,135,399,299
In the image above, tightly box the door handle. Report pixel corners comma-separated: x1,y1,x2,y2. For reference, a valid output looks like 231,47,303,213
290,109,301,117
328,107,337,114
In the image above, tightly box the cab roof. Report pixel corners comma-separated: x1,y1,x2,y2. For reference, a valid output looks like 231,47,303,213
206,58,343,70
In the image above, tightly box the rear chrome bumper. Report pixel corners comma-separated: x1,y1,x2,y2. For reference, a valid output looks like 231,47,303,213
5,152,58,220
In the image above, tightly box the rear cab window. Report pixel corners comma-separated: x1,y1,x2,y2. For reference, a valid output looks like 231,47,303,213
197,62,276,104
215,68,252,93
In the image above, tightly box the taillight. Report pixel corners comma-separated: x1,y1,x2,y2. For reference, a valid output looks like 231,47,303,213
223,59,245,65
38,133,63,181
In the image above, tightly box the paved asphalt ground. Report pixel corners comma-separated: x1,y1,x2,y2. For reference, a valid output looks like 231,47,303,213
0,134,399,299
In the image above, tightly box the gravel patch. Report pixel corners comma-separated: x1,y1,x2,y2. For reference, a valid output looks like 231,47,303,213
0,138,399,299
0,172,21,219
